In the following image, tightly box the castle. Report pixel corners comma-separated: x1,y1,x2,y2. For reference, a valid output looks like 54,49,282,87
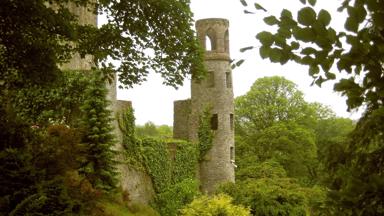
63,5,235,201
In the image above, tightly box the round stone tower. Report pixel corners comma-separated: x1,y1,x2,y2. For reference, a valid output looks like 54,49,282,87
191,18,235,194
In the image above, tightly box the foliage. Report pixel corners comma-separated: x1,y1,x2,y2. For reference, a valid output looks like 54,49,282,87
135,122,173,139
235,77,319,183
130,138,199,216
98,194,159,216
197,107,214,161
325,107,384,215
140,138,172,193
180,194,250,216
235,76,316,136
239,0,384,213
0,0,204,91
0,122,99,215
80,71,118,191
246,0,384,111
10,70,92,126
154,179,200,216
117,106,136,150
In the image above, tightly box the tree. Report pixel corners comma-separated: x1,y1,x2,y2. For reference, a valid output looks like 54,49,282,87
235,76,318,182
219,161,310,216
0,0,204,91
239,0,384,213
235,76,315,136
1,0,203,214
135,122,173,139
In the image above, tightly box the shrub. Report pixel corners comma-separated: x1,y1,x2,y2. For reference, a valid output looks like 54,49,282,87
154,179,200,216
180,194,250,216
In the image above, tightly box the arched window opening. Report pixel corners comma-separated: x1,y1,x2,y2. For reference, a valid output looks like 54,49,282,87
205,28,216,51
205,35,213,51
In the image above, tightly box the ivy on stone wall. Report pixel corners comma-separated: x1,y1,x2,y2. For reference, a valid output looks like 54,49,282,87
11,70,91,126
140,138,173,193
197,107,214,161
172,140,198,184
117,106,136,150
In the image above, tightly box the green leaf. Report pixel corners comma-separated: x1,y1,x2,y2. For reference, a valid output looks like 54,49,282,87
293,27,316,42
256,31,274,46
309,65,319,76
244,10,255,14
236,59,245,67
325,72,336,80
301,56,314,65
345,16,359,32
278,27,292,39
269,48,282,63
301,47,317,55
299,0,306,4
240,0,247,6
291,42,300,50
298,7,317,26
308,0,316,6
259,46,270,59
240,46,254,52
264,16,279,26
318,9,331,26
254,3,267,12
281,9,293,19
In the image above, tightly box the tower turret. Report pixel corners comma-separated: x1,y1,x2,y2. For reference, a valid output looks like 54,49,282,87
191,18,235,193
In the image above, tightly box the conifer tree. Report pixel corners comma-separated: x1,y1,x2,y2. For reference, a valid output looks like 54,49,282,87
80,71,118,191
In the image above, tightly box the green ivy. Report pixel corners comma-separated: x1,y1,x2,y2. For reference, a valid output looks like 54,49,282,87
140,138,173,193
197,107,214,161
11,70,92,126
172,140,198,184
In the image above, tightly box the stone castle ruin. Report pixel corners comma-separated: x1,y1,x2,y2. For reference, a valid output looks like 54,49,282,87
65,6,235,201
174,18,235,194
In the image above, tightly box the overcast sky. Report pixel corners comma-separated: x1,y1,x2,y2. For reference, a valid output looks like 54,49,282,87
118,0,362,126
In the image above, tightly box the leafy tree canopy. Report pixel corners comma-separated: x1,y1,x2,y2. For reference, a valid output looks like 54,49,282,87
0,0,204,90
235,76,316,136
239,0,383,214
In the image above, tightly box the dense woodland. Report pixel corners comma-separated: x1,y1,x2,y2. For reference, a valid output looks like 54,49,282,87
1,0,383,215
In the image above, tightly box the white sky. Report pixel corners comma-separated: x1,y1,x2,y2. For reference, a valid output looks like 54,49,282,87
118,0,362,126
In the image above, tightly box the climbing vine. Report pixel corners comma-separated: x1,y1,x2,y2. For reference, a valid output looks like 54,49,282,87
11,70,92,126
117,108,200,215
197,107,214,161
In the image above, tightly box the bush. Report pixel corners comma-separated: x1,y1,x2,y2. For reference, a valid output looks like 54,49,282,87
180,194,250,216
219,179,308,216
154,179,199,216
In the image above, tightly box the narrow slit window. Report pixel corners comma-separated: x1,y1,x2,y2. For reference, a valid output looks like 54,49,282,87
230,113,234,130
207,71,215,88
226,72,232,88
211,114,218,130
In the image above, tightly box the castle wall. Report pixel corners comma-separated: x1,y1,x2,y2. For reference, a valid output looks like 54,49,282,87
61,2,97,71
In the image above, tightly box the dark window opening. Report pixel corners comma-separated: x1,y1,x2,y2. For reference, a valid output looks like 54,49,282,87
207,71,214,87
226,72,232,88
211,114,218,130
230,113,234,130
230,146,234,161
